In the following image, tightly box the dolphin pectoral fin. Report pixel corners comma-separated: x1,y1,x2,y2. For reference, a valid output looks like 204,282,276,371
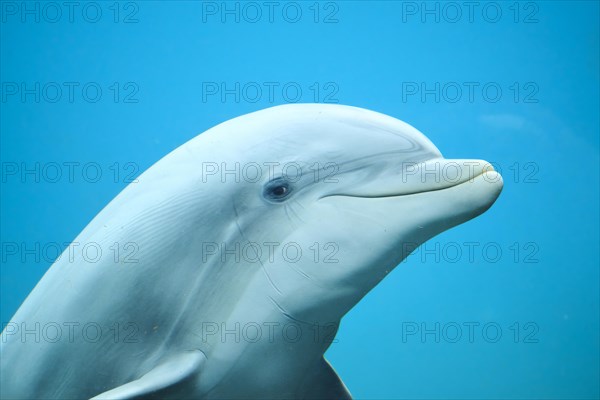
302,358,352,400
90,350,206,400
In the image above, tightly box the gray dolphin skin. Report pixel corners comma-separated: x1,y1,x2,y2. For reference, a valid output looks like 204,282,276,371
0,104,503,399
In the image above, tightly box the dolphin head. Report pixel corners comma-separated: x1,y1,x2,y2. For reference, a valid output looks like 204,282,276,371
0,102,504,400
139,104,503,322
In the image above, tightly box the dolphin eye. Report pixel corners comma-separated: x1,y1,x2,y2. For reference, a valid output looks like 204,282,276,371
263,178,292,202
272,185,288,196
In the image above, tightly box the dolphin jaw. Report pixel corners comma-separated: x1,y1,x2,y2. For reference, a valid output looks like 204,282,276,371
318,160,502,200
319,170,499,199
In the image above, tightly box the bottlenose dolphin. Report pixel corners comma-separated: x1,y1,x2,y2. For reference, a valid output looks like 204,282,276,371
0,104,503,399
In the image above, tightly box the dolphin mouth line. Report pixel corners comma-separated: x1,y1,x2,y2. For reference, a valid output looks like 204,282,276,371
320,171,489,200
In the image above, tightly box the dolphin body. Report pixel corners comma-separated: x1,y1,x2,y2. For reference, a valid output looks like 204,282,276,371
0,104,503,399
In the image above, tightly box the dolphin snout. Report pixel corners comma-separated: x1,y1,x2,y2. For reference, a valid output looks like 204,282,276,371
392,158,501,195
